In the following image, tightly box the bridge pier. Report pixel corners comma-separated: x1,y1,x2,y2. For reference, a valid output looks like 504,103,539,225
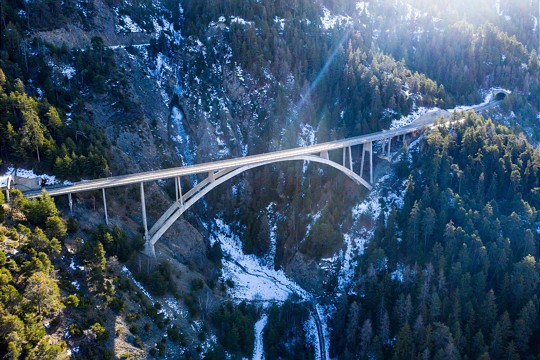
102,188,109,225
360,141,373,183
175,176,183,205
320,150,329,160
143,240,155,258
387,137,391,158
141,182,148,239
3,175,12,203
68,193,73,214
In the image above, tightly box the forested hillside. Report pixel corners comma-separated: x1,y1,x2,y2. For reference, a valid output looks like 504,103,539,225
332,114,540,359
1,0,539,358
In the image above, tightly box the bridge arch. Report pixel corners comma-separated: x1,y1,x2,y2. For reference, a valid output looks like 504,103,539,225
143,154,371,256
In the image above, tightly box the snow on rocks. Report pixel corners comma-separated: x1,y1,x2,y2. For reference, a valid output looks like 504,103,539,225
230,16,254,26
117,14,143,33
320,7,351,30
210,218,310,302
389,107,430,129
61,65,76,80
391,263,406,283
274,17,286,31
356,1,370,15
71,280,81,290
297,123,317,147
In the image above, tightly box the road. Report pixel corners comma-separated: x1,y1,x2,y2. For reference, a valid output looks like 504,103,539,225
312,303,327,360
22,101,498,198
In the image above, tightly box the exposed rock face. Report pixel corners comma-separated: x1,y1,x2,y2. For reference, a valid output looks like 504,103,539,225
286,252,326,294
35,0,151,49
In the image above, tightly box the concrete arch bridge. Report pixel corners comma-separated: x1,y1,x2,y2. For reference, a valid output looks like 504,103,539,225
19,99,500,257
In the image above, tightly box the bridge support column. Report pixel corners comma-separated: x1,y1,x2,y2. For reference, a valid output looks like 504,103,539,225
387,137,392,158
360,141,373,183
208,171,215,183
68,193,73,214
175,177,179,201
342,147,346,167
141,182,148,239
5,175,11,203
348,147,353,170
102,188,109,225
143,241,155,258
320,151,329,160
175,177,183,205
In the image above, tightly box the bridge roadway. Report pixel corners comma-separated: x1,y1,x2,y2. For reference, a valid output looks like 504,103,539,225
17,100,500,256
23,106,467,198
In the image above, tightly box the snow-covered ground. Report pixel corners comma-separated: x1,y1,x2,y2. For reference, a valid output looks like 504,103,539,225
389,107,431,129
3,166,73,186
304,314,321,360
253,314,268,360
210,218,310,302
117,14,143,33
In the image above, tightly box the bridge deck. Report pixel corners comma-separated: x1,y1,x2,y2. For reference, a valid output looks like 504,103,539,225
22,102,494,198
23,121,428,198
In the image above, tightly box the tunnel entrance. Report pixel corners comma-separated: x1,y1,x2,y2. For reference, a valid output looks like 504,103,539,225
494,92,507,101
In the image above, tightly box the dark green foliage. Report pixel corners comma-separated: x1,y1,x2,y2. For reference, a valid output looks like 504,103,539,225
211,301,258,358
167,324,186,345
45,215,67,240
0,212,67,359
22,190,58,227
263,301,314,360
91,322,109,343
190,278,204,292
333,115,540,359
137,260,176,296
95,225,138,262
207,241,223,268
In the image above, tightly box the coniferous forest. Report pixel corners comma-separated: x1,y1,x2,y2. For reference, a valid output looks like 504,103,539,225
1,0,539,358
332,113,540,359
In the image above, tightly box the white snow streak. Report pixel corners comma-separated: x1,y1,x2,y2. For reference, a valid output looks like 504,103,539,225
252,314,268,360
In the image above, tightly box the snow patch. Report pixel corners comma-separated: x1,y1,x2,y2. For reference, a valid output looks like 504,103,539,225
117,14,143,33
274,17,285,31
304,314,321,360
252,314,268,360
356,1,369,15
231,16,254,26
210,218,310,302
4,166,72,186
389,107,430,129
320,7,351,30
297,123,317,147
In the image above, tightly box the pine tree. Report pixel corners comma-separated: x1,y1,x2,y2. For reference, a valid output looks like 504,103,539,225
23,272,62,315
20,109,45,163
